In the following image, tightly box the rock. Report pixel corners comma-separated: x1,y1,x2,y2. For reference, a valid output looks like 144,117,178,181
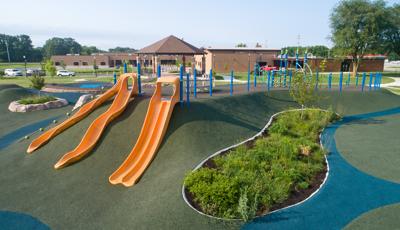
72,94,93,111
8,98,68,113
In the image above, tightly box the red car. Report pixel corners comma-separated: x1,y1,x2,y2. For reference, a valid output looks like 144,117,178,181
260,66,278,71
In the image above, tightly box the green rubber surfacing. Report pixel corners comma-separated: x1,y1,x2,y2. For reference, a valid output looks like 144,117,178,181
0,89,399,229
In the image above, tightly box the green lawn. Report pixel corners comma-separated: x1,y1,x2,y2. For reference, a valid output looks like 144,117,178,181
0,62,42,70
0,76,115,88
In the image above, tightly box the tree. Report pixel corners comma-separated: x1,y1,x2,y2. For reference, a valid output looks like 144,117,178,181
283,46,330,57
290,71,319,118
236,43,247,48
42,37,82,58
330,0,388,77
44,60,56,77
382,4,400,57
108,47,136,53
93,59,98,77
29,75,45,96
0,34,34,62
319,59,328,72
60,60,66,70
81,46,104,55
255,42,262,48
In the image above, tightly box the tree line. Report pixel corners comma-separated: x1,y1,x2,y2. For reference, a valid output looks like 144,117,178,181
0,34,136,62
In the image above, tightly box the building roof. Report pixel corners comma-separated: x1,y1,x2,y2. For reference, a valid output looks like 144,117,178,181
137,35,204,55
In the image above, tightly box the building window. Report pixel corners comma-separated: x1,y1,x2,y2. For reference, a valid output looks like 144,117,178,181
73,62,79,66
82,62,88,66
100,62,106,66
55,62,60,66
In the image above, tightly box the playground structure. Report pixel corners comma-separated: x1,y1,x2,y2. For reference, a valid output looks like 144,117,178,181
27,70,180,187
27,50,384,187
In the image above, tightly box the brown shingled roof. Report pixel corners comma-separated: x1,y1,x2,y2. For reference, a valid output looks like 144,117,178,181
137,35,204,55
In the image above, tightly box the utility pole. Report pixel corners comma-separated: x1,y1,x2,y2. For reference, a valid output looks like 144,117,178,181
4,38,11,63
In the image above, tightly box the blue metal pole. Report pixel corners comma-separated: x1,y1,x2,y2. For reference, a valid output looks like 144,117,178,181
254,65,257,88
267,71,271,91
123,62,127,73
113,72,117,85
137,63,142,95
209,69,213,96
279,71,282,87
369,72,373,90
289,70,292,89
379,72,382,88
283,63,287,88
271,71,275,88
315,69,319,90
339,72,343,92
230,70,233,96
328,73,332,90
247,67,250,92
361,72,366,92
346,72,350,86
186,73,190,107
355,72,359,87
179,65,183,106
295,52,299,71
193,69,197,98
157,64,161,78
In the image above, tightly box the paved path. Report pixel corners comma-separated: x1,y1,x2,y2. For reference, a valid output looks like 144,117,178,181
381,77,400,88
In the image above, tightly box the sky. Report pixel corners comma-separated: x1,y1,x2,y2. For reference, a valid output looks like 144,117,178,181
0,0,398,50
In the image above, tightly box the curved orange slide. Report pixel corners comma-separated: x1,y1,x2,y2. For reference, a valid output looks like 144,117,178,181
109,76,180,187
54,74,138,169
27,73,136,154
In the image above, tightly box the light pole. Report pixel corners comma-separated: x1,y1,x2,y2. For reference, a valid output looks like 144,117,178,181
23,55,27,77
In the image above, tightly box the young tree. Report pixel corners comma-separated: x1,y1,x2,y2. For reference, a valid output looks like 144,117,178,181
382,4,400,57
29,75,45,96
60,60,66,70
44,59,56,77
290,71,319,119
330,0,388,77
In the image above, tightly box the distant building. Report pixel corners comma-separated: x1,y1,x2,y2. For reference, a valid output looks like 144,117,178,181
51,36,385,73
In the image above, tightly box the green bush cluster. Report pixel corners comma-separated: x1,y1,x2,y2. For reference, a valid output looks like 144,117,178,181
18,95,57,105
184,109,338,220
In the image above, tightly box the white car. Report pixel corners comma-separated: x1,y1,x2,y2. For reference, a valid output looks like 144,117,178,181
57,70,75,76
4,69,23,77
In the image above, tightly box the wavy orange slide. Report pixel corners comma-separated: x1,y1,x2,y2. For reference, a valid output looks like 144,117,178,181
54,74,138,169
27,73,137,154
109,76,180,187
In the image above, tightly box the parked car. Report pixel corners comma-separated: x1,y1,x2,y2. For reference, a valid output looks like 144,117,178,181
57,70,75,76
27,69,45,76
4,69,23,77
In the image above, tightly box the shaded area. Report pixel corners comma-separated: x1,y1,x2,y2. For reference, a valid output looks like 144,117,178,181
0,116,61,151
344,203,400,230
244,107,400,230
0,211,50,230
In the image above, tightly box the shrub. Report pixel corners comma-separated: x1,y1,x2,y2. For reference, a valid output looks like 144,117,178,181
184,110,337,220
18,95,56,105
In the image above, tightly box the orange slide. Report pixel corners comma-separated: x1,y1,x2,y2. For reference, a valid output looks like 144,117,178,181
54,74,138,169
109,76,180,187
27,73,137,154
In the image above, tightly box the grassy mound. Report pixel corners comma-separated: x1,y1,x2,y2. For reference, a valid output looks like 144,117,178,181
18,95,57,105
184,109,338,220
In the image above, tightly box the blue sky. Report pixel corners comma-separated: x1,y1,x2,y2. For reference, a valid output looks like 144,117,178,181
0,0,398,49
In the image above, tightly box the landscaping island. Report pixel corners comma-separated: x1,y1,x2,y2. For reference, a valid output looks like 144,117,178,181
8,95,68,112
184,109,339,221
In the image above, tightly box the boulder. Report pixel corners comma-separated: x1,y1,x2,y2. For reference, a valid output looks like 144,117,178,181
8,98,68,112
72,94,93,111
